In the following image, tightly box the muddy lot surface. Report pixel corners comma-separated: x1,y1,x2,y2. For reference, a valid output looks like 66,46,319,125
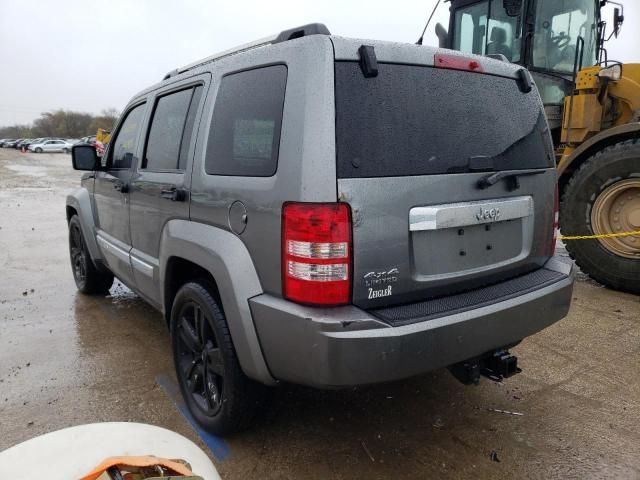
1,149,639,479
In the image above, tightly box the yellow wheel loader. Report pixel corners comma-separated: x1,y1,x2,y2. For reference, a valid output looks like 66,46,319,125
437,0,640,293
96,127,111,145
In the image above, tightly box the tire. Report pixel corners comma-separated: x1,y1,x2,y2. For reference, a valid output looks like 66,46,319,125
35,147,42,153
68,215,114,294
63,148,69,154
560,138,640,294
170,280,267,435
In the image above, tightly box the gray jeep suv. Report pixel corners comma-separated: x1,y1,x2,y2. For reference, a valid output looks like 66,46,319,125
67,24,575,434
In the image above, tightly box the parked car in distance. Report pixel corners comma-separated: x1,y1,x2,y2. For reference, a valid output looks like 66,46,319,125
0,139,13,147
29,139,72,153
67,23,575,435
75,135,97,145
19,138,48,149
3,139,23,148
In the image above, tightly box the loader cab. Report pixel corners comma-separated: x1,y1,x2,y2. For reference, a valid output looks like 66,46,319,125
445,0,600,129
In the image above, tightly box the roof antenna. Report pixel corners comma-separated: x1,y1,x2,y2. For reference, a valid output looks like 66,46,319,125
416,0,442,45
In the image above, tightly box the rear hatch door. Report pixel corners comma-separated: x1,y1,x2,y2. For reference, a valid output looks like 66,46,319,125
333,46,557,309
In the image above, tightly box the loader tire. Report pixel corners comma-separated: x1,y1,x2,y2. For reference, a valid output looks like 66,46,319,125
560,138,640,294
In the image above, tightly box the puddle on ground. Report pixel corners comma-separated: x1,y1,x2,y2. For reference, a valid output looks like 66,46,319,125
105,282,143,308
4,164,48,177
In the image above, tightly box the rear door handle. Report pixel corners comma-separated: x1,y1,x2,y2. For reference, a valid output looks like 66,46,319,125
161,186,187,202
113,181,129,193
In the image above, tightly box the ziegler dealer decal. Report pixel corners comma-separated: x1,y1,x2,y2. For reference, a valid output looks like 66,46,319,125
364,268,399,299
368,285,393,299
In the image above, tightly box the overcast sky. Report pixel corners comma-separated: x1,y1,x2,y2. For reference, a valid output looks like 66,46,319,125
0,0,637,127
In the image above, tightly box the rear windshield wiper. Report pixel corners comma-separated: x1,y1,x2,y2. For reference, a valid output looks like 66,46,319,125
477,169,546,191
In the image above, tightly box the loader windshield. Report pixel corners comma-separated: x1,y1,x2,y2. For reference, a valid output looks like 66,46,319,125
531,0,598,74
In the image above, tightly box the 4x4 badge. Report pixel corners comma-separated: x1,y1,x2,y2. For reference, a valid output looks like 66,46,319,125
363,268,399,287
477,207,501,222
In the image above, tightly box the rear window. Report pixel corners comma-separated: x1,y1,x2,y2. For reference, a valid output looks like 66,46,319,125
334,62,553,178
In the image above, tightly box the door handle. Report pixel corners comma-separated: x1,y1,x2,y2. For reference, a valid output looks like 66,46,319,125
161,186,187,202
113,181,129,193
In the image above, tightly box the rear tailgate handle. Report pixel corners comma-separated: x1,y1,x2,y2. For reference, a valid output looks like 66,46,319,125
477,169,545,191
409,196,533,231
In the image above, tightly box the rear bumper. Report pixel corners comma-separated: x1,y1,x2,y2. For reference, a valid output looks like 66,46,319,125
250,257,575,388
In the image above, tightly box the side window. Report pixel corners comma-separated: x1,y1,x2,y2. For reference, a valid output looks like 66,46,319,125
205,65,287,177
453,2,488,55
144,86,202,171
486,0,521,63
109,103,146,170
453,1,522,61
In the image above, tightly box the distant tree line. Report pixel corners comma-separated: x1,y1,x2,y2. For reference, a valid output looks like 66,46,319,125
0,108,119,139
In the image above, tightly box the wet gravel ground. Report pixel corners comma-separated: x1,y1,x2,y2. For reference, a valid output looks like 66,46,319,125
0,149,639,479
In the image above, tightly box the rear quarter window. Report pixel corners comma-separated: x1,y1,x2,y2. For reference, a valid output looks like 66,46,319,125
205,65,287,177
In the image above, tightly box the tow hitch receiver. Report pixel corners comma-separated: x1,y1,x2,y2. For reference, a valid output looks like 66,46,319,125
481,350,521,381
448,350,521,385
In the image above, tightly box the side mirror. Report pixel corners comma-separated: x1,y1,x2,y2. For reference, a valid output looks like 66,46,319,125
613,7,624,38
435,23,448,48
503,0,522,17
599,63,622,81
72,144,99,171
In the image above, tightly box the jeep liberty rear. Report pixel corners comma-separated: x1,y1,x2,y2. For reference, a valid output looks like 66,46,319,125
252,37,574,389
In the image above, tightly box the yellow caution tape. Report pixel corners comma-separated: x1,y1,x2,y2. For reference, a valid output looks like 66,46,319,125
559,230,640,241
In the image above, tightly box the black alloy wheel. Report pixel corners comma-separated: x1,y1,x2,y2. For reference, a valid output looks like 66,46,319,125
170,281,267,434
69,221,87,285
175,300,225,416
68,215,113,294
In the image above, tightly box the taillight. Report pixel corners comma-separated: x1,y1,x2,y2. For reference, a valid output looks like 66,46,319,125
282,202,352,306
434,53,484,73
550,186,559,255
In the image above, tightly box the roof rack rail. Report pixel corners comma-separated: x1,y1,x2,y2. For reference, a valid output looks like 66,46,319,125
273,23,331,44
163,23,330,80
